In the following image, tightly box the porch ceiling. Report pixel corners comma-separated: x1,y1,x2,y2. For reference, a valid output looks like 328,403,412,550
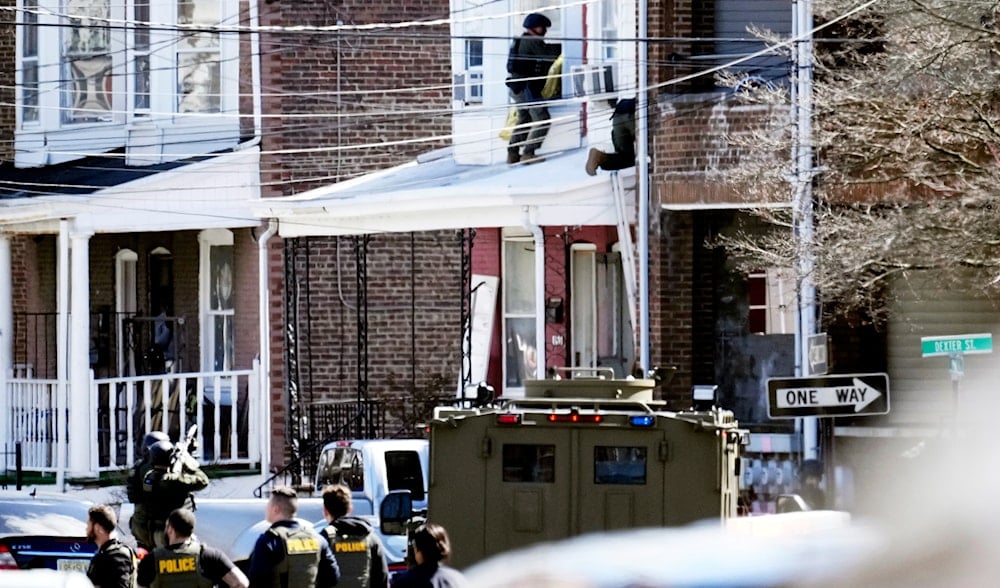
259,147,634,237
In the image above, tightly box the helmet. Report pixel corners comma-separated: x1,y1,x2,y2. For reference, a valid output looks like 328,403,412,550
800,459,823,478
142,431,170,456
149,440,174,467
523,13,551,30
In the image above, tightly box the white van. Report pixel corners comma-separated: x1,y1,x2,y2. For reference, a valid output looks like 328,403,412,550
313,439,429,575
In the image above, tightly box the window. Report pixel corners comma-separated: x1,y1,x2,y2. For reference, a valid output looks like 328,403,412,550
199,229,234,372
62,0,113,124
503,236,536,392
462,39,484,103
502,444,555,483
599,0,619,62
176,0,222,113
594,446,646,485
20,0,39,123
133,0,150,113
15,0,240,165
385,451,425,501
315,447,364,492
748,268,795,334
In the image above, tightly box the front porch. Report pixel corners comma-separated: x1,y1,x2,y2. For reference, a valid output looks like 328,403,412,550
5,364,261,478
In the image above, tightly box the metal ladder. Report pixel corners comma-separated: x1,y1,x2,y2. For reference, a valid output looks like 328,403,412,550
610,171,638,340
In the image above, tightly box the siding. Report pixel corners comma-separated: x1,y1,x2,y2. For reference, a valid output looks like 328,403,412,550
715,0,792,87
886,272,1000,426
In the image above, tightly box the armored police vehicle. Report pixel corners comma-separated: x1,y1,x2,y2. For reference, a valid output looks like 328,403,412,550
382,368,748,569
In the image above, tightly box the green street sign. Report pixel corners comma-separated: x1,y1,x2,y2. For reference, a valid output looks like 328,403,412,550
920,333,993,358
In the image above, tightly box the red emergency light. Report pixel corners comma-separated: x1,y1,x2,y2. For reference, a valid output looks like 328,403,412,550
547,413,603,424
496,413,521,425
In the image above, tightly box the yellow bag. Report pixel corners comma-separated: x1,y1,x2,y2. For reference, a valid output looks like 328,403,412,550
499,106,518,141
540,54,563,99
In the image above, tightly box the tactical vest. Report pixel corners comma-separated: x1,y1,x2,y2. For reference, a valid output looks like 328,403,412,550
323,524,372,587
269,525,321,588
150,541,212,588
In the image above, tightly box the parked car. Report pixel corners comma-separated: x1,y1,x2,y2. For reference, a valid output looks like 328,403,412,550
0,492,98,572
0,569,94,587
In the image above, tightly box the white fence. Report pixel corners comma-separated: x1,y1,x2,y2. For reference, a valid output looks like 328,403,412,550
6,362,261,474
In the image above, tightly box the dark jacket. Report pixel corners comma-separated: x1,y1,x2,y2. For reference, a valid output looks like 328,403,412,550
86,537,137,588
506,33,557,95
324,515,389,588
248,520,339,588
390,563,467,588
142,464,209,523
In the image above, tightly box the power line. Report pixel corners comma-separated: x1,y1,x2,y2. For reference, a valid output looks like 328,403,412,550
0,1,879,198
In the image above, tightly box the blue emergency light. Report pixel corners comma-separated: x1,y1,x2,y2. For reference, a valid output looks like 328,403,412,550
628,415,655,427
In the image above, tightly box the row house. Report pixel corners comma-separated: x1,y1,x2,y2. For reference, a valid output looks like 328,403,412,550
648,0,1000,514
253,0,643,479
0,0,270,482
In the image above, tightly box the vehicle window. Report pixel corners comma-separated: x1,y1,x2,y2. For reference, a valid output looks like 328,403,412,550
594,446,647,485
0,500,90,535
315,448,364,492
384,451,424,501
346,450,364,492
502,444,555,483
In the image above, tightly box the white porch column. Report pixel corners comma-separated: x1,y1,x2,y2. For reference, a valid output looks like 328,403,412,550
0,233,12,451
68,228,93,477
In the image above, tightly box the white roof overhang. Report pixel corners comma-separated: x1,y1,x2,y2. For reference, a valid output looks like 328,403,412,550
0,147,261,234
259,148,633,237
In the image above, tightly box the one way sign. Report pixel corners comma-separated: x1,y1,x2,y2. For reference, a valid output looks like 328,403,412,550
766,373,890,419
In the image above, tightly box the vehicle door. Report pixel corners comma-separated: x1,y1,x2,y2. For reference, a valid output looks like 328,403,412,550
483,428,572,558
575,428,665,533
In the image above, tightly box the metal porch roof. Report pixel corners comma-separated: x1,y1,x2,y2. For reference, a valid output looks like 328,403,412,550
259,147,635,237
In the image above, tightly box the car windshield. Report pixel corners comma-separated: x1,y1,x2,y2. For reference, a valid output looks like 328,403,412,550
0,500,90,536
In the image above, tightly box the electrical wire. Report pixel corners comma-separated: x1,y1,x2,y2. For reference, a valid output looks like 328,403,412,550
0,0,885,201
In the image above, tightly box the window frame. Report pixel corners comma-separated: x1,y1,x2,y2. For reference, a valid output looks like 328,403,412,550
502,233,537,396
15,0,241,166
199,228,235,373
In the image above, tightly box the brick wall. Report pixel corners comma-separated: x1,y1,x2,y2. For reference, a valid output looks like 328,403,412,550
259,1,454,461
653,210,694,406
0,0,14,164
283,231,462,425
259,0,452,197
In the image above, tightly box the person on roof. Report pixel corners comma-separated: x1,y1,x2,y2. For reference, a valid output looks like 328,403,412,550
505,13,559,165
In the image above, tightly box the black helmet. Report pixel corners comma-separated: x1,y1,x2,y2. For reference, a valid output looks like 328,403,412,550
149,440,174,467
142,431,170,456
800,459,823,478
523,13,551,30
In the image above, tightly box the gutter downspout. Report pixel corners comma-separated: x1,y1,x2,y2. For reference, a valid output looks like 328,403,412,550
522,207,546,380
0,234,11,466
257,219,277,480
235,0,262,151
637,0,651,374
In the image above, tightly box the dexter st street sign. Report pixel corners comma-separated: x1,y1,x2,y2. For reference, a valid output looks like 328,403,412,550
766,373,890,419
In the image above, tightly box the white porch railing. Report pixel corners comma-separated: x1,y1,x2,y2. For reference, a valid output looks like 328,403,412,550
6,361,261,475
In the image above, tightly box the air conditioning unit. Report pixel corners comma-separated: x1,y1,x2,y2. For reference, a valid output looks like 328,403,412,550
570,63,616,98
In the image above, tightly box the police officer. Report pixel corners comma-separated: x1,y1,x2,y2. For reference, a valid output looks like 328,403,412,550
128,430,170,549
137,508,248,588
248,485,339,588
143,439,209,548
321,484,388,588
86,504,138,588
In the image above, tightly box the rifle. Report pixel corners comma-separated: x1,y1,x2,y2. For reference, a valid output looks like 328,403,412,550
170,424,199,474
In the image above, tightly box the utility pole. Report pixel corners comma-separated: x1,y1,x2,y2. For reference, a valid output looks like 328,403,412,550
792,0,819,461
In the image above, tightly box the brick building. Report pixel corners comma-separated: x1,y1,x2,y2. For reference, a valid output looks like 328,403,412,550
0,0,268,480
